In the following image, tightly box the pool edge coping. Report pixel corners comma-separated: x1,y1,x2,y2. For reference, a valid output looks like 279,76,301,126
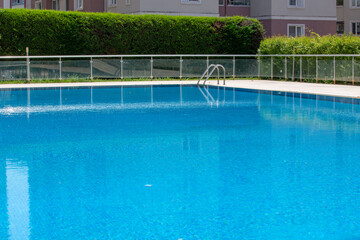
0,80,360,100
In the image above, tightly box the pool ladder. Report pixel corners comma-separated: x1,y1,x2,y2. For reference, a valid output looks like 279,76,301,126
197,64,226,86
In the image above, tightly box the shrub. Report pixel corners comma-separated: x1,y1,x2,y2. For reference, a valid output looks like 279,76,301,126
259,34,360,55
0,9,264,56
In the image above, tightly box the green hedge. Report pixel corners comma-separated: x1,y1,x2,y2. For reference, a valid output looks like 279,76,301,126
259,35,360,54
0,9,264,56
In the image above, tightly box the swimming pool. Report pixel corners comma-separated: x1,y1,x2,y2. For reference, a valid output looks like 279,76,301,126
0,85,359,240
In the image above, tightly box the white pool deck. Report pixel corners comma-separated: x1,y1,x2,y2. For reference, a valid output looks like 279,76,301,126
0,80,360,99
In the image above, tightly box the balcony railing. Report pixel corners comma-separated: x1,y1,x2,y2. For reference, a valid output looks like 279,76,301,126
227,0,250,6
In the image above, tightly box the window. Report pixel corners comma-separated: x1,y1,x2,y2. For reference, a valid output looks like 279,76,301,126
336,0,344,6
351,0,360,7
351,22,360,35
288,0,305,8
125,0,130,5
52,0,59,10
219,0,224,5
181,0,201,4
76,0,83,9
12,0,24,6
227,0,250,6
109,0,116,6
35,0,42,9
336,21,344,34
288,24,305,37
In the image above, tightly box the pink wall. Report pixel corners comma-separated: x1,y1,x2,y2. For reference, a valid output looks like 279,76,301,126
261,19,337,37
68,0,74,11
81,0,104,12
219,6,250,17
0,0,3,8
31,0,52,9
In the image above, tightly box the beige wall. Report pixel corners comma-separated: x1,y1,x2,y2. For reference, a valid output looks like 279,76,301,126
107,0,141,14
251,0,336,20
250,0,271,18
337,0,360,34
271,0,336,18
140,0,218,16
107,0,218,16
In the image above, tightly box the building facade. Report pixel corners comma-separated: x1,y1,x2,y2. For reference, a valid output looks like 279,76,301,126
220,0,337,36
2,0,357,37
0,0,31,9
30,0,103,12
336,0,360,35
106,0,218,17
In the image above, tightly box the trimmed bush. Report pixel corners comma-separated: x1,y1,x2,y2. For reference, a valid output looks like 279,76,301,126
0,9,264,56
259,35,360,55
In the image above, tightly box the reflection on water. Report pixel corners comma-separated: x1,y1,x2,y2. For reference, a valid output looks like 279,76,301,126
6,160,29,240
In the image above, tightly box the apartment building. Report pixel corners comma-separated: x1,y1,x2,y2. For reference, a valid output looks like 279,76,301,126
220,0,337,36
0,0,31,8
2,0,357,37
30,0,103,12
105,0,337,36
336,0,360,35
106,0,218,16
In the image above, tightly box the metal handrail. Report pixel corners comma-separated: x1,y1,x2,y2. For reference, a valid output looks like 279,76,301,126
197,64,226,86
1,54,360,60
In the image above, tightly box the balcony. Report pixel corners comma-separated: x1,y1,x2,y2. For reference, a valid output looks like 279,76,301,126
219,0,250,6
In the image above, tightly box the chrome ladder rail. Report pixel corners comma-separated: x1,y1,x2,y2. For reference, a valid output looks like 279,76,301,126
197,64,226,86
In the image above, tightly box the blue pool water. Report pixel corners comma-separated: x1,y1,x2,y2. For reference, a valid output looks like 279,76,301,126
0,85,360,240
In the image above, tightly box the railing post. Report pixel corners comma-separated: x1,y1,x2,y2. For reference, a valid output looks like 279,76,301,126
333,56,336,84
292,55,295,81
285,56,287,81
120,56,123,81
316,56,318,83
271,56,273,80
232,56,235,80
300,56,302,82
352,56,355,85
179,56,183,81
26,47,30,83
206,56,209,77
150,56,153,81
258,54,261,80
59,57,62,83
90,57,93,81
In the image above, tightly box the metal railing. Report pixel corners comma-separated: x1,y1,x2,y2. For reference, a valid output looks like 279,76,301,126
0,54,359,85
197,64,226,86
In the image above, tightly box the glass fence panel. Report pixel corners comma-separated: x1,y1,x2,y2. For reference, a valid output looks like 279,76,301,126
153,58,180,78
235,57,258,78
61,60,91,80
273,57,286,79
182,58,207,78
355,57,360,84
335,57,352,82
209,58,234,78
286,57,301,81
318,57,334,82
123,58,151,79
30,60,60,80
93,59,121,79
301,57,316,82
0,61,27,81
259,56,271,79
